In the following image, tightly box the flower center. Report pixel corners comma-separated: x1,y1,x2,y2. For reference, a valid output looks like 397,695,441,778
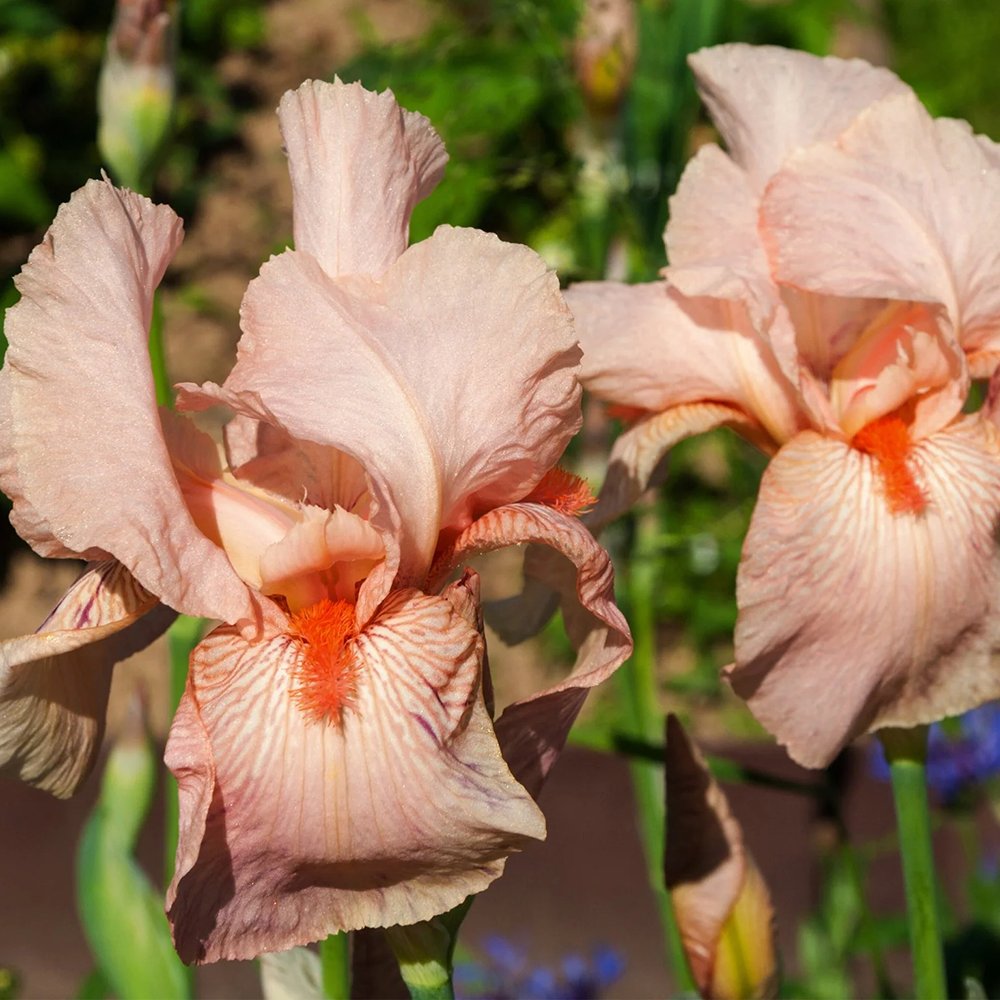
852,414,926,515
523,466,595,516
288,598,359,725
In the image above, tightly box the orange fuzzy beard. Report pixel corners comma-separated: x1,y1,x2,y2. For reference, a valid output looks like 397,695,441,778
524,467,595,516
852,414,927,515
288,598,359,724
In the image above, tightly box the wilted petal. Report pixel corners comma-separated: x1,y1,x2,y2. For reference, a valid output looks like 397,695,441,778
730,416,1000,768
224,226,579,582
0,561,174,797
689,43,908,190
566,282,800,446
166,578,543,963
0,178,251,623
279,79,448,279
665,716,777,1000
761,93,1000,358
435,502,631,796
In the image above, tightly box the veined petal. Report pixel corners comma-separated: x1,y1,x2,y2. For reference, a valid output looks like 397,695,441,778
434,502,631,796
280,79,447,279
223,226,579,582
166,578,543,963
0,179,252,623
730,417,1000,768
761,93,1000,356
0,561,174,798
566,282,800,446
689,44,908,191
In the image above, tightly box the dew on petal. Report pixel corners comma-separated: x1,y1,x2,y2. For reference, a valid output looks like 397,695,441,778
852,414,926,515
287,598,359,724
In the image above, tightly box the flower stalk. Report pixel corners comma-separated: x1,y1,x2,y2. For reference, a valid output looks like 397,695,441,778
880,726,947,1000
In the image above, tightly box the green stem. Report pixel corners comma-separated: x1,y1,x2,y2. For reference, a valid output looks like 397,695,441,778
616,506,694,993
880,727,947,1000
385,921,455,1000
148,292,171,408
319,933,351,1000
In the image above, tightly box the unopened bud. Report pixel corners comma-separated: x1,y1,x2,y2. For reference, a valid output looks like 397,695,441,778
665,716,779,1000
572,0,637,121
97,0,177,191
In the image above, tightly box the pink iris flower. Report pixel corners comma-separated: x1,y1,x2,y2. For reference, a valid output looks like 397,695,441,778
0,80,630,961
567,44,1000,769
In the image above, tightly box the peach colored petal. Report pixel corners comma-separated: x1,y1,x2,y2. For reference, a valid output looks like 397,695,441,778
730,417,1000,768
279,79,447,279
0,179,252,623
689,44,908,191
223,226,579,582
166,578,543,962
566,282,800,446
0,561,174,797
433,502,631,796
761,93,1000,356
664,716,777,1000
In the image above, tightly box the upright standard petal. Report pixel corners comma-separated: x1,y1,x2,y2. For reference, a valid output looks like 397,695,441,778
279,79,448,279
224,226,580,582
0,561,174,797
688,44,908,191
761,93,1000,364
166,578,544,963
0,179,253,623
731,416,1000,768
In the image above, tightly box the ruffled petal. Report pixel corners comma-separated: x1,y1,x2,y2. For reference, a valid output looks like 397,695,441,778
761,92,1000,358
0,179,252,623
565,281,800,446
219,225,579,582
730,416,1000,768
689,43,908,190
279,79,447,279
432,502,631,796
166,577,543,963
0,560,174,797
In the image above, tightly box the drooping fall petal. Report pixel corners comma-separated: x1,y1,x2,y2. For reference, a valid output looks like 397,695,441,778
688,43,907,191
198,225,579,586
434,502,631,796
730,417,1000,768
0,561,174,797
279,78,448,279
166,576,544,963
665,716,777,1000
0,178,252,624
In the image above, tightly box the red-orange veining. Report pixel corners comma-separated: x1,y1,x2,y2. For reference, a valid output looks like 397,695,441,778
524,466,596,516
288,598,359,724
852,414,926,515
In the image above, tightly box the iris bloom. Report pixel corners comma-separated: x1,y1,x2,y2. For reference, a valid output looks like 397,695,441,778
567,44,1000,768
0,80,630,961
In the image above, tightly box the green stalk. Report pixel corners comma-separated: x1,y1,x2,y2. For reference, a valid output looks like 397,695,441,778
616,506,694,992
319,933,351,999
385,922,454,1000
880,727,947,999
148,292,171,408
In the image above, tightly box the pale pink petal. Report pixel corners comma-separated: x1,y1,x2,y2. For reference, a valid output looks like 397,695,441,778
166,578,544,962
432,502,631,796
565,281,801,446
279,79,447,279
220,226,579,582
730,416,1000,768
224,416,371,515
761,93,1000,356
664,716,778,1000
588,402,770,531
689,44,908,190
0,179,252,623
0,561,174,797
